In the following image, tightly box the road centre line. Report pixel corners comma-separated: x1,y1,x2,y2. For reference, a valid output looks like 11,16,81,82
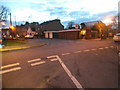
84,50,90,52
74,51,82,53
98,48,103,50
91,49,97,51
110,46,114,48
1,63,20,69
0,67,21,74
62,53,70,56
56,55,83,89
31,61,46,66
105,47,109,49
50,58,58,61
28,58,41,63
47,55,57,59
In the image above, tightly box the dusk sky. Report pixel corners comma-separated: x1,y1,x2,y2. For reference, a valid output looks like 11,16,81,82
1,0,119,27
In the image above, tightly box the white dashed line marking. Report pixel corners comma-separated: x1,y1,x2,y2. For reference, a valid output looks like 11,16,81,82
0,67,21,74
28,58,41,63
98,48,103,50
110,46,114,48
74,51,82,53
62,53,70,56
91,49,97,51
31,61,46,66
47,55,56,59
50,58,58,62
56,55,83,88
105,47,109,49
1,63,20,69
84,50,90,52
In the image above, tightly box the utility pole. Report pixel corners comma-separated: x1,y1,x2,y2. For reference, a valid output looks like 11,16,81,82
15,16,16,26
10,13,12,26
118,2,120,32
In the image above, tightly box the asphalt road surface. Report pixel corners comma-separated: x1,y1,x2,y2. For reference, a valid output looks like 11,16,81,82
1,39,119,88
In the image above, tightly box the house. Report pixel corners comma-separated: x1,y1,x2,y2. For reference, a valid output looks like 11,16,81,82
0,20,11,36
36,19,64,34
44,21,106,40
80,21,105,39
16,19,64,37
27,27,35,36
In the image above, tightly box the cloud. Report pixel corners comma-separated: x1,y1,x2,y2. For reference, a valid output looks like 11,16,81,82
45,6,68,17
69,11,90,19
62,10,118,27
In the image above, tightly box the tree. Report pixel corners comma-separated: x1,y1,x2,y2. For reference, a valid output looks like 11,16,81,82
91,22,107,38
80,23,86,29
66,22,75,29
111,15,118,31
0,5,9,21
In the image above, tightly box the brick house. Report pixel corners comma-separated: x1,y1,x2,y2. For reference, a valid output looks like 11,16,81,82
80,21,105,39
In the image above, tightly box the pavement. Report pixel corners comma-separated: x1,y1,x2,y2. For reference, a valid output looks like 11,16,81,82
0,41,46,52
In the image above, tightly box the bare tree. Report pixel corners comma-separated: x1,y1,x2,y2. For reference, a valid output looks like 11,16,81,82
0,5,9,21
66,21,75,29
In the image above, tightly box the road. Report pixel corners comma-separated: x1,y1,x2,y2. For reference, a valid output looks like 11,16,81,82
1,39,119,88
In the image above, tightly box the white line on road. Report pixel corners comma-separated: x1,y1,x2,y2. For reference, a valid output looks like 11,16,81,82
28,58,41,63
47,55,57,59
31,61,46,66
74,51,82,53
1,63,20,69
91,49,97,51
50,58,58,62
62,53,70,56
0,67,21,74
84,50,90,52
56,55,83,89
98,48,103,50
110,46,114,48
105,47,109,49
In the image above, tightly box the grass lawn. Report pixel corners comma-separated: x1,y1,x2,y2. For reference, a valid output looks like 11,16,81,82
4,39,28,46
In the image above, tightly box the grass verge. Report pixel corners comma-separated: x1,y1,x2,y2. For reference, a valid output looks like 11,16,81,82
4,39,28,46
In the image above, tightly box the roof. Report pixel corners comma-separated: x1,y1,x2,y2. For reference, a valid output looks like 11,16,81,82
81,21,103,27
44,29,80,33
40,19,60,26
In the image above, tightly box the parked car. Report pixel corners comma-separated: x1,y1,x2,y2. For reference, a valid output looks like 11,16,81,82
16,35,23,39
34,34,39,38
25,35,33,39
3,35,12,40
0,35,4,48
113,33,120,42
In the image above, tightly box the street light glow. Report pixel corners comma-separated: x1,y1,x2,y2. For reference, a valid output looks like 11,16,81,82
103,17,113,24
10,25,15,30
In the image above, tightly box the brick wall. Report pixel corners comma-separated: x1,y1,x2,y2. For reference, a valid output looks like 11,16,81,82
66,31,79,40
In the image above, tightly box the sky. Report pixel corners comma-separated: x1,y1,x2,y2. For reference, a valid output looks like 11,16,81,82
1,0,119,27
